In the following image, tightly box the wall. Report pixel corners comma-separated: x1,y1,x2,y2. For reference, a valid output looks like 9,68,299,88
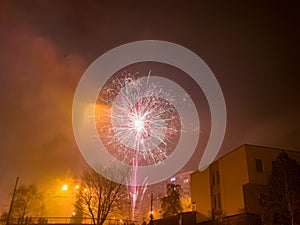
218,146,249,216
190,169,211,222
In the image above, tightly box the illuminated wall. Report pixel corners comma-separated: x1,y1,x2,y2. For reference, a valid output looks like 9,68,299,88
190,168,211,222
218,145,249,216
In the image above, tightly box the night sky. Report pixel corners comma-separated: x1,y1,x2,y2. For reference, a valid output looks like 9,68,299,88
0,1,299,213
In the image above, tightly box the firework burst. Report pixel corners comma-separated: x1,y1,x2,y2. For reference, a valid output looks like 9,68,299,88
95,71,181,167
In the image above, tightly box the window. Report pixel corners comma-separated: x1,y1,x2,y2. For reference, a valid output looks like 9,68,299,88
255,159,263,172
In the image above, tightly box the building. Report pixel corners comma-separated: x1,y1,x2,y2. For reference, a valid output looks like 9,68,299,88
191,144,300,224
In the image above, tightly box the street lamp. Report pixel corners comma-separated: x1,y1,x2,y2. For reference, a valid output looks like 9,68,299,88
61,184,68,191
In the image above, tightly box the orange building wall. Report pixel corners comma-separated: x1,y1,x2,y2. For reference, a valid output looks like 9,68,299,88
218,146,249,216
191,168,211,221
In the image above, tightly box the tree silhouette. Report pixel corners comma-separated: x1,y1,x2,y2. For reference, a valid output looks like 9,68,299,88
73,166,129,225
71,197,84,224
0,212,8,225
11,184,45,223
261,152,300,225
161,183,182,218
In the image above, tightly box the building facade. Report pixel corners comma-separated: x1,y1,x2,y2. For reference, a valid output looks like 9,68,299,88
191,144,300,223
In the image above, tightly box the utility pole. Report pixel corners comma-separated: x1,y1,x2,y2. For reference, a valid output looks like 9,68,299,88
6,177,19,225
150,193,153,225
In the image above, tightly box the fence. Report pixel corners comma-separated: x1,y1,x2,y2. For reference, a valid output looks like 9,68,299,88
1,217,138,225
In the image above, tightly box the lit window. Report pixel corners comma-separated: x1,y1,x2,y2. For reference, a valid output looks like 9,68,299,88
255,159,263,172
170,177,176,182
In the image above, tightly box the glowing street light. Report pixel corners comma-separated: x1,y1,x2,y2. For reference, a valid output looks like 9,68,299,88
61,184,68,191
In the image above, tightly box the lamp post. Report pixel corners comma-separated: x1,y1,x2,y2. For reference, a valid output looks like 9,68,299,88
150,193,154,225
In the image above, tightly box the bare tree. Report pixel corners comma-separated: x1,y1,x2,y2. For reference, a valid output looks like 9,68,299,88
11,184,45,223
74,166,130,225
0,212,8,225
71,197,84,224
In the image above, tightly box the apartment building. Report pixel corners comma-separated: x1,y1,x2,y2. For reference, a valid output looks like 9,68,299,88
191,144,300,223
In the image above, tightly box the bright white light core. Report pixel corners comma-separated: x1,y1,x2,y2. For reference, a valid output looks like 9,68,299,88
134,117,144,133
